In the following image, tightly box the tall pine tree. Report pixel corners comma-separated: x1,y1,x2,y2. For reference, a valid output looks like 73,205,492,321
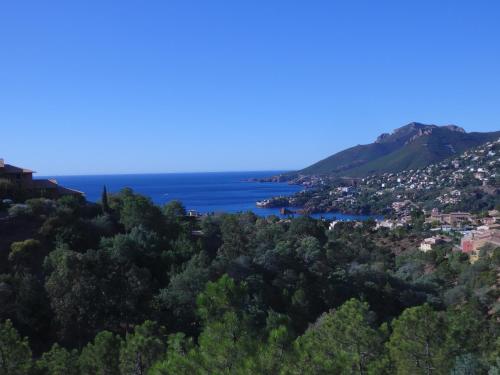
101,185,109,213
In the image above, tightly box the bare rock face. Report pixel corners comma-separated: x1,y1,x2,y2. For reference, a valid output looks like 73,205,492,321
375,122,435,144
375,133,391,143
406,127,434,144
443,125,465,133
393,122,435,134
375,123,466,145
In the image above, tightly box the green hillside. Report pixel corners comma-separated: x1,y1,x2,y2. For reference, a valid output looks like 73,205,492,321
299,123,500,176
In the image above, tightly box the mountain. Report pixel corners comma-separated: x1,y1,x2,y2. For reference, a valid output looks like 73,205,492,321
299,122,500,177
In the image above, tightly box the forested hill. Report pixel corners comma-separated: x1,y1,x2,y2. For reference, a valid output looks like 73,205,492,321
0,190,499,373
300,122,500,176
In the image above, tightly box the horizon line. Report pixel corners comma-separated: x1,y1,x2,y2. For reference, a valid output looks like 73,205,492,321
37,168,298,178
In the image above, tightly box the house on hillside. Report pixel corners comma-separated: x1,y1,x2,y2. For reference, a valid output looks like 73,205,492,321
31,178,84,199
419,236,450,252
0,159,34,187
0,158,84,200
461,226,500,262
428,208,472,227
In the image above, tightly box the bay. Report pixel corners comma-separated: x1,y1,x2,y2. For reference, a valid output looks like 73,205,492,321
42,171,378,220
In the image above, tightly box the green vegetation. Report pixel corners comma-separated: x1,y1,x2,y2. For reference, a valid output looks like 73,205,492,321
279,137,500,216
299,123,500,176
0,190,498,374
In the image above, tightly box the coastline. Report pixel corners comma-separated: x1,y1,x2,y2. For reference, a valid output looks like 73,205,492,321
253,174,385,220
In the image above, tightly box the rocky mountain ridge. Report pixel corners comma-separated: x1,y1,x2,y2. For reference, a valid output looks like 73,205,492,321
299,122,499,177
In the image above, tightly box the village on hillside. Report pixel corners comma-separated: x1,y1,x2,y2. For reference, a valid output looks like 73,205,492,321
257,138,500,262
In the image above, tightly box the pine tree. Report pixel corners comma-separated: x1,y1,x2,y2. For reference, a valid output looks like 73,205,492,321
0,319,32,375
102,185,109,213
388,304,447,375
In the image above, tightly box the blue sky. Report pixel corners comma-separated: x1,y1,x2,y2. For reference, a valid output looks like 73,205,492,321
1,0,499,175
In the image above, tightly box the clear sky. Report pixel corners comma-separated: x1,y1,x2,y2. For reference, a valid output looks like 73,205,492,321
1,1,499,175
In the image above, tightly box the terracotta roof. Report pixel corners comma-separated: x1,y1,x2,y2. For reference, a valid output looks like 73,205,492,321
57,185,85,196
32,179,84,196
32,179,59,189
0,163,34,174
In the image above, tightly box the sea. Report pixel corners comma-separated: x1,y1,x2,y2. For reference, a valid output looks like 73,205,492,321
42,171,378,221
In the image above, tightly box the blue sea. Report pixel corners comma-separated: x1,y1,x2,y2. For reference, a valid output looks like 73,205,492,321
42,171,377,221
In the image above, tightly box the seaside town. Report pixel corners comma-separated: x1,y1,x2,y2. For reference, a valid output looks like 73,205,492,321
256,137,500,263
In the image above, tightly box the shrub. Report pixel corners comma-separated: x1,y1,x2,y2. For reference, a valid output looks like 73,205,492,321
9,239,41,267
25,198,56,217
8,204,33,218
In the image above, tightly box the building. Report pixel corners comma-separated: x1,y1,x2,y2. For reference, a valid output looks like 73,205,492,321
428,209,472,227
461,226,500,261
31,178,84,199
375,220,395,230
0,159,34,187
481,216,497,225
256,199,270,208
419,236,448,252
329,221,339,231
488,210,500,217
186,210,200,217
0,159,83,199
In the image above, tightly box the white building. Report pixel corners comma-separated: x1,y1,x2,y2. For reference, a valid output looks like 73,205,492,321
419,237,444,252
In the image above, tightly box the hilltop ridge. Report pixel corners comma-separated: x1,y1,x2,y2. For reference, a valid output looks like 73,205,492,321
299,122,500,177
